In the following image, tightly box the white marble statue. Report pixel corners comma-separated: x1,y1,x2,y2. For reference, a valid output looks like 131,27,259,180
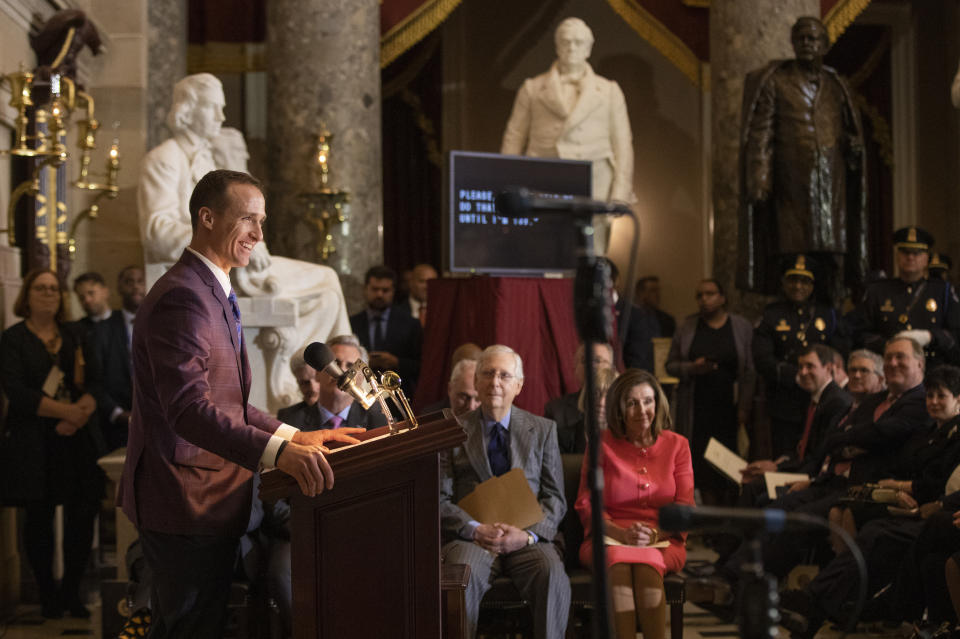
501,17,635,205
138,74,351,408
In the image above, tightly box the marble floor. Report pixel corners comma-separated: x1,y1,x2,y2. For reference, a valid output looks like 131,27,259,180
0,600,910,639
0,539,910,639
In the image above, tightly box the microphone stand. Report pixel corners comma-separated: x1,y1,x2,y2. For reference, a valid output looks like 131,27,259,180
737,534,779,639
575,238,614,639
573,202,638,639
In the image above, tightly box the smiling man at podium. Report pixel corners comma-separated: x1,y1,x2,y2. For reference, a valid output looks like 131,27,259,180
119,170,362,639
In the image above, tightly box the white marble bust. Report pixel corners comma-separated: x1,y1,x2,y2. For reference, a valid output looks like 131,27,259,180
501,17,635,204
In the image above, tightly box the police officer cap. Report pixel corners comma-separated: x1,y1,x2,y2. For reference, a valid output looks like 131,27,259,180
930,253,952,272
781,254,815,281
893,226,933,251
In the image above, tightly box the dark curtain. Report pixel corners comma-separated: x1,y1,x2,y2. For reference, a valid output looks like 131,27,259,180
382,33,444,274
416,277,580,415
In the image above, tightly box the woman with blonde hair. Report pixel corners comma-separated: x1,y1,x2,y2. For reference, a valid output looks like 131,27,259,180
575,369,694,639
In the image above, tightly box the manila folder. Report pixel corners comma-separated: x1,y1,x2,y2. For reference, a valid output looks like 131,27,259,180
456,468,545,530
704,437,747,485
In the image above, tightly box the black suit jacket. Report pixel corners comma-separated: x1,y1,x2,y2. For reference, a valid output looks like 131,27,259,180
778,381,852,474
349,307,423,396
87,310,132,450
544,391,584,454
816,384,929,483
276,400,387,431
618,300,658,372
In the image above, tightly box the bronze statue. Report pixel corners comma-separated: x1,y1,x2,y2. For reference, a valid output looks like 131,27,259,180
737,17,867,304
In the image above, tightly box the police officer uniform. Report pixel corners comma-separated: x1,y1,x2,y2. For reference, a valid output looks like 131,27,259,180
847,227,960,369
754,255,846,457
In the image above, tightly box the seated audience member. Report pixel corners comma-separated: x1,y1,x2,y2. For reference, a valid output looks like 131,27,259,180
423,342,480,417
451,342,482,366
279,335,388,431
349,265,423,397
88,265,145,450
580,366,619,436
439,345,570,639
832,365,960,539
718,338,928,587
667,278,754,505
544,341,615,453
445,358,480,417
576,369,693,639
277,351,321,428
401,263,437,326
830,347,849,388
635,275,676,338
740,345,852,487
781,368,960,638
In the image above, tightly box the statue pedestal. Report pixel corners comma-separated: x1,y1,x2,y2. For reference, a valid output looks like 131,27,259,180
238,295,300,414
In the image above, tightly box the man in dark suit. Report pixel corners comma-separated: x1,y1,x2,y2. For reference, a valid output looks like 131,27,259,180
398,263,436,326
544,341,614,453
440,345,570,639
278,334,387,430
349,265,422,397
88,265,145,450
635,275,676,338
73,271,112,326
740,344,852,490
119,170,362,638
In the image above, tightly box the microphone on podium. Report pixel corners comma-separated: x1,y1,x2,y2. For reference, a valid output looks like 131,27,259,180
304,341,347,382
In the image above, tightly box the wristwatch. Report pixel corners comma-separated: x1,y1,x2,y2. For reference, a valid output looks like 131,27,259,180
526,532,536,546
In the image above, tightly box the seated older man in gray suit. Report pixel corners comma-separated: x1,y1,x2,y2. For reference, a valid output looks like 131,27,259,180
440,344,570,639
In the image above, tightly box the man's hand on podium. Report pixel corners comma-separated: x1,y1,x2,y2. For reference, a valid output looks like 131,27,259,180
277,442,335,497
293,427,365,452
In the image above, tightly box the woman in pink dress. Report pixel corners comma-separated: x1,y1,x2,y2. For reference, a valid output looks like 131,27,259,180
576,369,695,639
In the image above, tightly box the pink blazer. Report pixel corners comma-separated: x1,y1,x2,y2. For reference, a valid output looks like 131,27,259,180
119,250,281,536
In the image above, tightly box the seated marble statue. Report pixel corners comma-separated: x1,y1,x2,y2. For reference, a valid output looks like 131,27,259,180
138,73,351,355
501,17,635,204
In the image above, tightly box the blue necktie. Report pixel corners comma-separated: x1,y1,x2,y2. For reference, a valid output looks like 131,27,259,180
227,289,243,346
488,423,510,477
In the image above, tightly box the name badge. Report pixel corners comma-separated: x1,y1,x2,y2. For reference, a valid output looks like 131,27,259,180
42,365,64,398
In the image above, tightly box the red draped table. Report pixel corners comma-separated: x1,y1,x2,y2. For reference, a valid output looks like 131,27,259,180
416,277,580,414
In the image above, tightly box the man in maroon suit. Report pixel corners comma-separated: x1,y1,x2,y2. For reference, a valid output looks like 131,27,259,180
119,169,361,638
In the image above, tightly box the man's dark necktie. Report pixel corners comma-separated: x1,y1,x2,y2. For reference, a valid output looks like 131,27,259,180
373,313,385,350
488,423,510,476
227,289,243,346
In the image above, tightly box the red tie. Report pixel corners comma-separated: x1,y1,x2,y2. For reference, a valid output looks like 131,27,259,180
873,394,896,422
796,402,817,461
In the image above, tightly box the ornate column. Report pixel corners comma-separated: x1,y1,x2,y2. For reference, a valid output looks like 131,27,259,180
710,0,818,311
146,0,187,149
266,0,382,313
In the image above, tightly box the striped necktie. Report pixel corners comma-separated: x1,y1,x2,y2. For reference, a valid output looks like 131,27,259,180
227,289,243,346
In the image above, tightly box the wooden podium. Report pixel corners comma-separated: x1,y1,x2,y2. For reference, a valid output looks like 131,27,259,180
261,413,466,639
